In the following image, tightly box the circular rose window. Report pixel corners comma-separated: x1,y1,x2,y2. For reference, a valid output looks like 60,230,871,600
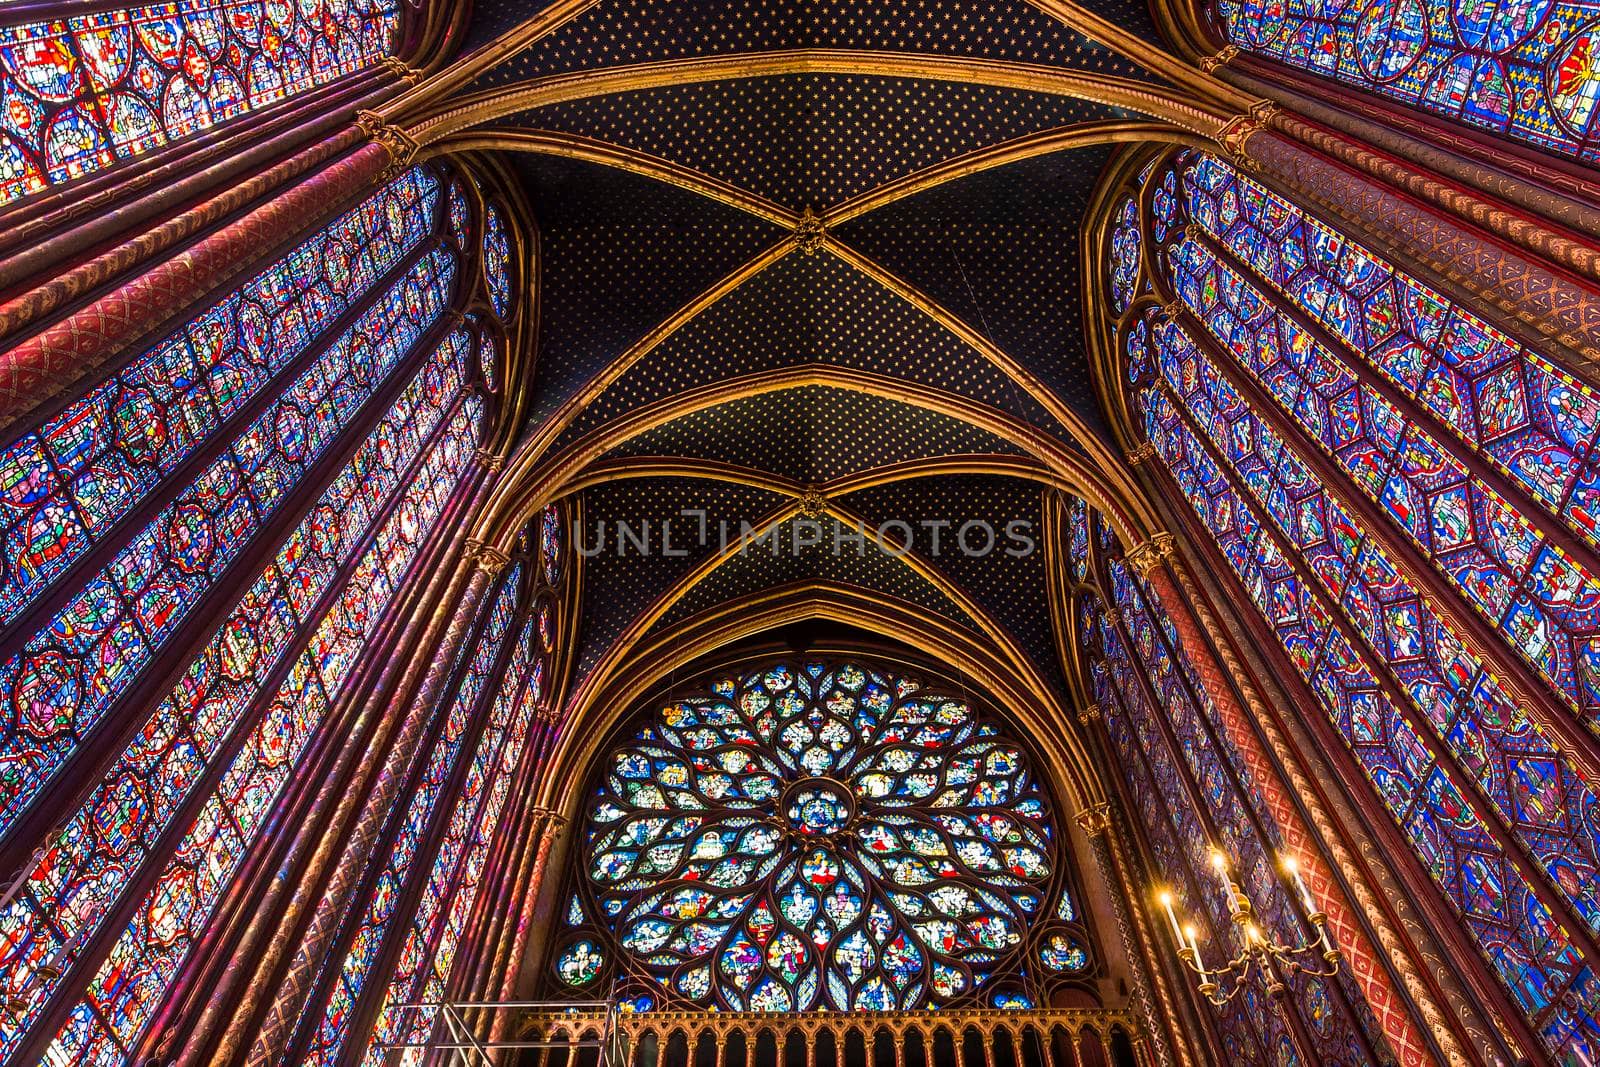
554,658,1078,1011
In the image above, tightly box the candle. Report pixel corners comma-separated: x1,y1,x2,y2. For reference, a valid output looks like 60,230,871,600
1159,890,1184,945
1210,849,1239,913
1184,924,1208,980
1283,855,1317,914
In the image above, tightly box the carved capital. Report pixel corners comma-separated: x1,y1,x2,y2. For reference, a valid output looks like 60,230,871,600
465,537,512,574
1215,114,1264,172
1074,803,1112,837
473,447,505,472
1159,299,1184,321
1249,99,1281,125
794,207,827,255
1101,607,1122,627
1198,44,1239,72
797,488,828,518
380,56,425,84
1126,533,1176,578
1075,702,1103,727
356,109,421,180
1124,442,1157,466
530,806,570,830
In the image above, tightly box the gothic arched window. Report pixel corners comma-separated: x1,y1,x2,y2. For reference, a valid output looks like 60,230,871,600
552,657,1089,1013
357,506,567,1062
1207,0,1600,163
1063,503,1379,1062
0,163,516,1064
0,0,403,206
1099,147,1600,1059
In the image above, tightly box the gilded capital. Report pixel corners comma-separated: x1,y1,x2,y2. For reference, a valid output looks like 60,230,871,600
1249,100,1281,124
356,109,421,179
1216,114,1264,172
465,537,512,574
1074,803,1112,837
530,806,570,829
1126,533,1176,578
1124,442,1157,466
1076,702,1103,727
473,447,505,472
380,56,425,84
1198,44,1239,73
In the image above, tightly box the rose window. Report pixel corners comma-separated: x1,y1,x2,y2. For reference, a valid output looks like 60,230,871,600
555,658,1083,1012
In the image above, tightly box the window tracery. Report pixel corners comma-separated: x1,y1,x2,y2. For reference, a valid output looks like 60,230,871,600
1102,148,1600,1058
1208,0,1600,162
1066,505,1376,1061
0,0,402,206
0,160,509,1062
553,658,1089,1013
361,507,567,1062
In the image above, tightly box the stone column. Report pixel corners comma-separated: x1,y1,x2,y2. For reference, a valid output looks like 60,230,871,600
1125,535,1453,1067
241,539,507,1065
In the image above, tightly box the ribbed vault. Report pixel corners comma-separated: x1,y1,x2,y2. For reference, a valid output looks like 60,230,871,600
429,0,1213,758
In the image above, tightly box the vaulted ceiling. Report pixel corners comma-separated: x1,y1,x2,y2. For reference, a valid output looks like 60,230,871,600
458,0,1174,714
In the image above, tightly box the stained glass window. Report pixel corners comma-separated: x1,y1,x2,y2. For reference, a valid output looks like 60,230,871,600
483,203,513,318
303,563,528,1065
1142,147,1600,926
553,658,1080,1012
0,159,498,1060
448,180,472,248
22,334,479,1063
1099,149,1600,1056
1124,316,1600,1058
1209,0,1600,162
0,178,453,853
478,330,498,392
1107,196,1141,314
1104,559,1375,1057
0,166,437,629
1169,155,1600,733
0,0,401,205
1067,497,1090,584
346,508,563,1060
360,592,551,1063
541,504,562,587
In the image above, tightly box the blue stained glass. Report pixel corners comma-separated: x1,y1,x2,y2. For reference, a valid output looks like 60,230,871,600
1210,0,1600,162
448,180,472,248
8,330,473,1062
547,660,1055,1012
44,392,484,1065
1067,497,1090,584
1145,309,1600,937
483,204,513,318
361,574,549,1062
1091,656,1272,1058
0,240,456,846
1101,559,1373,1057
304,567,530,1065
1132,360,1600,1059
1107,196,1141,314
0,167,438,628
0,0,401,206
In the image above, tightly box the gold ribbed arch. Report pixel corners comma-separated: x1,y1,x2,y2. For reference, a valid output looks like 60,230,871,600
538,583,1108,820
471,366,1162,556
